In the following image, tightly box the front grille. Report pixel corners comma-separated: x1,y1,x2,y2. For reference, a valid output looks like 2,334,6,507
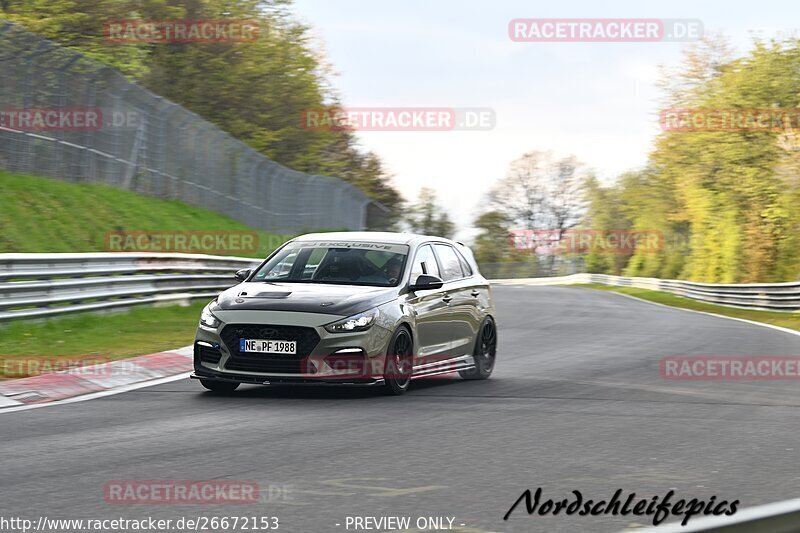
195,343,222,365
220,324,320,374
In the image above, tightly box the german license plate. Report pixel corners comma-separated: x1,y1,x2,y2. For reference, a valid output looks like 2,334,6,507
239,339,297,354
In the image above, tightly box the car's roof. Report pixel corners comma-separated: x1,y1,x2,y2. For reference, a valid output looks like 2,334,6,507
293,231,453,246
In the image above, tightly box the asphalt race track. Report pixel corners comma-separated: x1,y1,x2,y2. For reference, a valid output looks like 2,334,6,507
3,286,800,532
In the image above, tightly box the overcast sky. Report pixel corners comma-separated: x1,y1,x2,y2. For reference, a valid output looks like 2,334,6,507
291,0,794,238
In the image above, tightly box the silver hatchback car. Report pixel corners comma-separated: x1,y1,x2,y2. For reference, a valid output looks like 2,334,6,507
191,231,497,395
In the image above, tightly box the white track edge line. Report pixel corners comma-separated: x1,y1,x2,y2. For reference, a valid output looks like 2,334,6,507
577,286,800,339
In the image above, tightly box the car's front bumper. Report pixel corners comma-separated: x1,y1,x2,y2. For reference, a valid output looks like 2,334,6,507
190,368,385,387
193,309,394,385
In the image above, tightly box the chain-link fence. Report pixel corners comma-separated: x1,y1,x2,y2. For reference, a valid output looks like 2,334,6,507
0,22,387,234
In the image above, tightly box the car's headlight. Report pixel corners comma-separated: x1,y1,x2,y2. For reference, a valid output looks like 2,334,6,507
324,308,380,333
199,301,221,329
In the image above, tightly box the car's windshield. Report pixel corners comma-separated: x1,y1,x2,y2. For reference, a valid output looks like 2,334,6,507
251,241,409,287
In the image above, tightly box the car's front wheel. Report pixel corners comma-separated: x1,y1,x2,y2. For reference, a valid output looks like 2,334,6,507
200,379,240,393
460,317,497,380
384,327,413,395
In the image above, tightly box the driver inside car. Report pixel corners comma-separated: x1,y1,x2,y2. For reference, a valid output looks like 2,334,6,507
383,257,403,284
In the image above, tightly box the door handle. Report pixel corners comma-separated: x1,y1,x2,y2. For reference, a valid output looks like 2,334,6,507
442,295,453,304
470,290,480,297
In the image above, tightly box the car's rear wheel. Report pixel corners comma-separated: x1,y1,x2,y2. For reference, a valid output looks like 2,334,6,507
384,327,413,395
200,379,239,393
460,317,497,380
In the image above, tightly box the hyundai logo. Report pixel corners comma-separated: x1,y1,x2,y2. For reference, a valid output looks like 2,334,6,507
259,328,279,338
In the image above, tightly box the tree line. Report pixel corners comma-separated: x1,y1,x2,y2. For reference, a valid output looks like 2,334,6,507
473,36,800,283
9,1,799,282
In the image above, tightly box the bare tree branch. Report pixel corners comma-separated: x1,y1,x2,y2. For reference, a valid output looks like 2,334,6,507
490,150,588,251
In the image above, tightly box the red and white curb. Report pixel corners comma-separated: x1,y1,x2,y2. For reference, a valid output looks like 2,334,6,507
0,345,193,408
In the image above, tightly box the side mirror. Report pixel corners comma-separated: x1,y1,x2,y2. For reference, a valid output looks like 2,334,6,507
234,268,251,282
409,274,444,291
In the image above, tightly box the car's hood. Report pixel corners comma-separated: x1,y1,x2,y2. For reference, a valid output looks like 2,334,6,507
215,282,399,316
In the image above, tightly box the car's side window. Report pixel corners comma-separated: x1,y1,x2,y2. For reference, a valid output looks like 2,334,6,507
411,244,441,281
256,250,298,280
433,244,463,282
455,249,473,277
302,248,327,279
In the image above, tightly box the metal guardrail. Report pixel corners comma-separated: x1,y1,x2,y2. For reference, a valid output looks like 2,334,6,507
6,257,800,322
0,253,260,321
492,273,800,312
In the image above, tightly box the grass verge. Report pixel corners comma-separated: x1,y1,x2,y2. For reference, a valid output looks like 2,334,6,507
0,302,205,378
576,283,800,332
0,171,294,257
